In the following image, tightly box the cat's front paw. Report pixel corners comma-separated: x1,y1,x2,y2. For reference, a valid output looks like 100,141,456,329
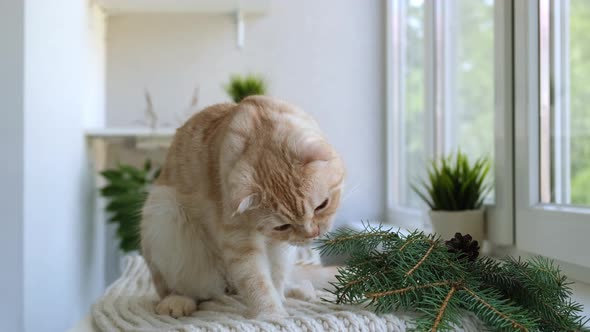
285,280,316,301
155,294,197,318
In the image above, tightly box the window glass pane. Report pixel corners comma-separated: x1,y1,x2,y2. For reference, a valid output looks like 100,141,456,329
447,0,495,199
402,0,426,207
569,0,590,205
549,0,590,206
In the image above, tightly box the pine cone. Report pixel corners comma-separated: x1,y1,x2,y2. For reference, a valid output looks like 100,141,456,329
445,233,480,262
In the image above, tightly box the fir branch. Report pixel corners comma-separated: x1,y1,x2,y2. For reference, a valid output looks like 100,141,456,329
399,237,421,251
316,223,398,257
365,281,453,300
478,256,588,331
322,231,396,246
343,273,375,289
319,227,587,331
414,289,464,332
335,265,399,304
462,286,531,332
432,286,458,332
405,240,437,277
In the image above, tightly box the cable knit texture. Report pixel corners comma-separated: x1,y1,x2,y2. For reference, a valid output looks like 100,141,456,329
92,255,485,331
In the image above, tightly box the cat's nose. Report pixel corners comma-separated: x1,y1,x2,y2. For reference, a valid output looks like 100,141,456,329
305,225,320,239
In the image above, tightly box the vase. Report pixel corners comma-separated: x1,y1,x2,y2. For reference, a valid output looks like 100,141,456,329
428,209,485,242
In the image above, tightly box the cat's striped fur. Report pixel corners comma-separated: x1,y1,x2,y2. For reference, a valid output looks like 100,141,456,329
140,96,345,319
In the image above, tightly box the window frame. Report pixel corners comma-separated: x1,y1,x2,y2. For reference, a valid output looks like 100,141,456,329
386,0,449,231
386,0,432,231
513,0,590,269
486,0,514,246
546,0,571,204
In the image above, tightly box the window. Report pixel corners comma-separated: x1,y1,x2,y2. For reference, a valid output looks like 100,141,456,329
543,0,590,206
514,0,590,270
388,0,590,271
387,0,496,223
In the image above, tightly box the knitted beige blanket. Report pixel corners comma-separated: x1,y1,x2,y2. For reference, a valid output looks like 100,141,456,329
92,256,485,331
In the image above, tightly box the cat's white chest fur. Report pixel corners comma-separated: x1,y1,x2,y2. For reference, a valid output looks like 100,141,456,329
142,185,298,302
142,186,228,299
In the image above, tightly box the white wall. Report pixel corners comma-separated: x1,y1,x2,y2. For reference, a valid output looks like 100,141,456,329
85,5,107,128
23,0,104,331
0,0,25,330
107,0,386,223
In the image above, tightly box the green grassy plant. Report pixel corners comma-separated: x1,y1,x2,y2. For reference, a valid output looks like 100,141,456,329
412,151,491,211
224,74,267,102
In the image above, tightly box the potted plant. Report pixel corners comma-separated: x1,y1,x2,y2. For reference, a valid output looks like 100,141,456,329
411,151,491,242
224,74,267,102
100,160,160,253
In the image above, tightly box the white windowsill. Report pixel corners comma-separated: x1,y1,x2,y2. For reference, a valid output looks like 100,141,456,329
85,127,176,138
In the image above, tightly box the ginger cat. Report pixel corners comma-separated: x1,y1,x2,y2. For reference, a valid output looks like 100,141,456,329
140,96,345,319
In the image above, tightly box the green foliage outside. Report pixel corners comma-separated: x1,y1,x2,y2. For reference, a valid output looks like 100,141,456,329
450,0,495,168
100,160,160,253
569,0,590,205
403,2,426,208
319,225,589,331
224,74,267,103
412,151,491,211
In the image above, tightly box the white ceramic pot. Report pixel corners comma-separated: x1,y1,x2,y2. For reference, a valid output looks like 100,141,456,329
428,209,485,242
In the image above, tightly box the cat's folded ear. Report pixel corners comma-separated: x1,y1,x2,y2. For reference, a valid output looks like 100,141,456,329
298,137,333,165
231,193,261,217
236,193,260,214
227,163,261,218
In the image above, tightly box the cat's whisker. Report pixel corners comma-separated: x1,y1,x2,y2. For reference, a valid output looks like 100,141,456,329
340,183,360,203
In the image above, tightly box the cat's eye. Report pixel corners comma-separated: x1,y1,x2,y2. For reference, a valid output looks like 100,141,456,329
274,224,292,231
315,198,329,212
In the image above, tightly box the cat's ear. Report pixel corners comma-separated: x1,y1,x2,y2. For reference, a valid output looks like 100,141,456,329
299,138,332,165
232,193,260,217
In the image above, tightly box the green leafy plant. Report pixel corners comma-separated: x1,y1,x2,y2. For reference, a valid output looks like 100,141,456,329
100,160,160,253
412,151,491,211
224,74,267,102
